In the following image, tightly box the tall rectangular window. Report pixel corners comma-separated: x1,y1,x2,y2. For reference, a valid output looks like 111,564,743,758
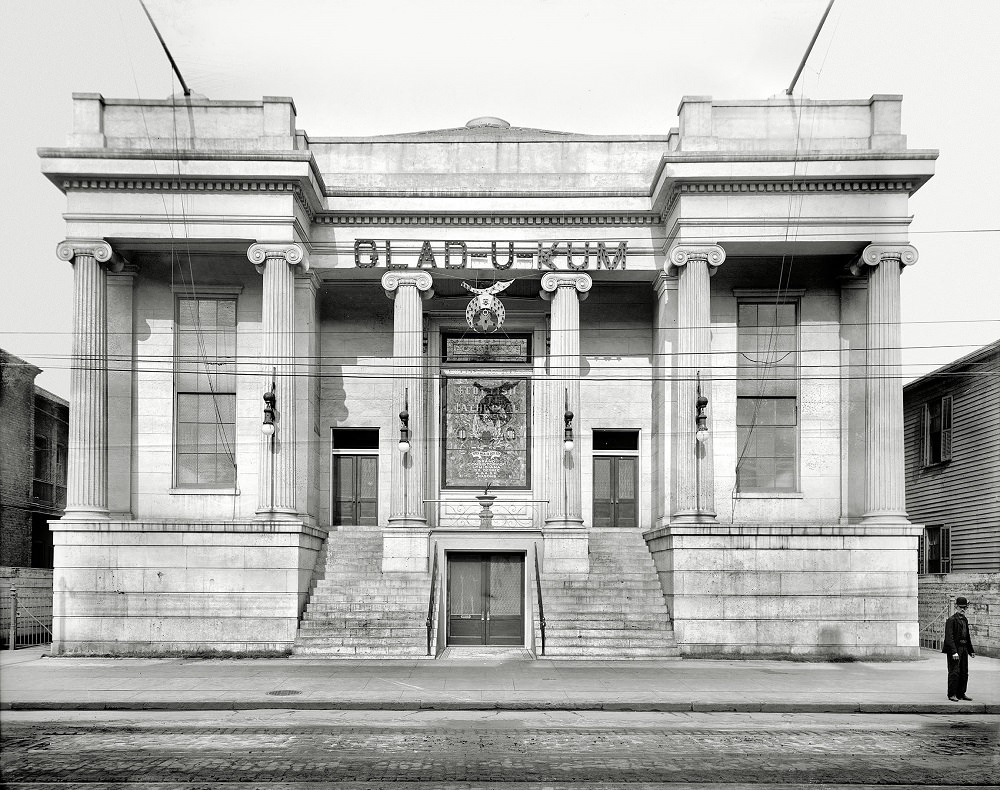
174,296,237,487
736,300,799,492
922,395,953,466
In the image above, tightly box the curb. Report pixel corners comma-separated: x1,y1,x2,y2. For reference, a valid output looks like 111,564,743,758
4,700,998,714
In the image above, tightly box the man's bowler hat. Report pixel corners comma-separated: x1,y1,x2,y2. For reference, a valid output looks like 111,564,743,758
956,596,969,607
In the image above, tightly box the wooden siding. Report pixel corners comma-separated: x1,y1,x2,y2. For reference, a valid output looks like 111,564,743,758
904,346,1000,573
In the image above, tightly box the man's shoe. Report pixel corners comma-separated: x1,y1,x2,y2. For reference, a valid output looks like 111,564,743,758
959,695,973,700
948,696,960,701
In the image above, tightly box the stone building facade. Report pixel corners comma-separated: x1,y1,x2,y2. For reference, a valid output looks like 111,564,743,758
39,93,936,657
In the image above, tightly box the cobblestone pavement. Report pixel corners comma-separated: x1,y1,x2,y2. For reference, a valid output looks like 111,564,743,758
1,711,997,787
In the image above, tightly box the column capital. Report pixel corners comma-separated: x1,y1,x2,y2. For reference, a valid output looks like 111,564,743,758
247,242,310,273
381,270,434,299
851,244,918,276
666,244,726,276
57,240,125,272
539,272,592,301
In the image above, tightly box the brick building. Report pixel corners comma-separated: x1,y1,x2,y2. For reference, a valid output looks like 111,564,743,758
40,92,936,657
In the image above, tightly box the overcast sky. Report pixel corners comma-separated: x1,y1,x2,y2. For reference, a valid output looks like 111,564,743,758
1,0,998,398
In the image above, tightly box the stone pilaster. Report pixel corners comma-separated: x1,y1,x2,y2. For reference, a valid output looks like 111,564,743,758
668,244,725,525
853,244,918,525
107,263,139,518
57,240,123,520
382,271,434,530
652,272,678,529
248,243,309,519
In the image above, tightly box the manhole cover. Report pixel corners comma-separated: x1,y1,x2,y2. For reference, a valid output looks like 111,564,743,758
266,689,302,696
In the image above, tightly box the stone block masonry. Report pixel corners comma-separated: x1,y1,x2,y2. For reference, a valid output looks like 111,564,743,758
49,521,324,654
645,525,922,658
918,573,999,658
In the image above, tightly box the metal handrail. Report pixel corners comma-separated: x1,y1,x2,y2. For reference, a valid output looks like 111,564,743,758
534,544,546,656
426,542,439,656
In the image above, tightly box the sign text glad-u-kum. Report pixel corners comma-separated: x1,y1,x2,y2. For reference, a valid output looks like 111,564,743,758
353,240,628,271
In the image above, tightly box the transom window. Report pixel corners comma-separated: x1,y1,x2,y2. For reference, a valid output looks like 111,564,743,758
174,296,237,487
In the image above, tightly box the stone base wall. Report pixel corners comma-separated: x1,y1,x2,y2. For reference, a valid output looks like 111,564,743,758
50,520,324,655
644,524,922,658
918,572,1000,658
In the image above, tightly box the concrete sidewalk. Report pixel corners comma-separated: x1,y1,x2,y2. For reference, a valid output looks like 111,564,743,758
2,646,997,714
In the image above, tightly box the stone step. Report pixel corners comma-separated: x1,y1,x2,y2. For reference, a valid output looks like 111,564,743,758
297,626,427,639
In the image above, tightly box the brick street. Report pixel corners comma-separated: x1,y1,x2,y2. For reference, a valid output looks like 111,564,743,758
2,710,997,787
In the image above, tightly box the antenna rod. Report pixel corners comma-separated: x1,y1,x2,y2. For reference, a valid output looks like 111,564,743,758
786,0,835,96
139,0,191,96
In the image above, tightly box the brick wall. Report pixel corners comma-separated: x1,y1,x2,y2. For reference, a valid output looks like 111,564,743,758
0,351,40,567
918,573,999,657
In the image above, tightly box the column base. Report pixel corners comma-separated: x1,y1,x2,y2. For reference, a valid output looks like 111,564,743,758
254,508,299,521
61,508,110,521
860,511,911,527
670,510,719,526
382,524,429,572
542,526,589,574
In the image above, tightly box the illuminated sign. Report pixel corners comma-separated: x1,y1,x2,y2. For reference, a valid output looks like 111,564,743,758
353,239,627,271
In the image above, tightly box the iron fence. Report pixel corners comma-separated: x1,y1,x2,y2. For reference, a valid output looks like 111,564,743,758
1,586,53,649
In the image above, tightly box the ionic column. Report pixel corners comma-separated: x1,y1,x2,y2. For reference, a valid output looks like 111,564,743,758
540,272,591,528
248,243,310,519
853,244,917,524
382,271,434,527
57,240,123,520
668,244,725,525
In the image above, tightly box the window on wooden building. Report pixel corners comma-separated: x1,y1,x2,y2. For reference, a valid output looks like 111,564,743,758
922,525,951,574
922,395,953,466
735,299,800,492
174,296,237,487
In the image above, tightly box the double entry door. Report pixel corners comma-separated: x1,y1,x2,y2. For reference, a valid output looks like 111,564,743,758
447,553,525,646
593,455,637,528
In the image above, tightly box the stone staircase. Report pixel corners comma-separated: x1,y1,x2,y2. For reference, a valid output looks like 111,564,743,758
292,525,433,658
538,528,680,659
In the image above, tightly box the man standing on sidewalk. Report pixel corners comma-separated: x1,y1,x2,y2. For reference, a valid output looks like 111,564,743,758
943,596,976,701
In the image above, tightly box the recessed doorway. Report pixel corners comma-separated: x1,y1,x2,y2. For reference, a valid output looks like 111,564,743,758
446,552,525,646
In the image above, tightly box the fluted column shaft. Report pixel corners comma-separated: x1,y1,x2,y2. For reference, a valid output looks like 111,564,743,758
383,271,433,526
669,245,724,524
541,273,591,527
249,243,309,519
57,241,119,519
857,244,917,524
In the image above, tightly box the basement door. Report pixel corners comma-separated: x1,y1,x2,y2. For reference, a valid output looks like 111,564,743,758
446,553,524,646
